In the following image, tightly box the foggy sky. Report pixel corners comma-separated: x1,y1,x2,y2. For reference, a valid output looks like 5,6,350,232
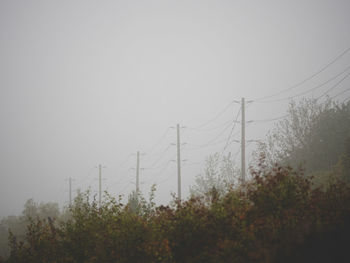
1,0,350,218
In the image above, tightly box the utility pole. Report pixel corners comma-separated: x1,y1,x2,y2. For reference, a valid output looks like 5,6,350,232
241,97,246,183
69,177,72,206
136,151,140,196
176,124,182,200
99,164,102,208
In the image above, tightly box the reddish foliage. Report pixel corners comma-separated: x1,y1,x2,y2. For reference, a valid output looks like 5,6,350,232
5,163,350,263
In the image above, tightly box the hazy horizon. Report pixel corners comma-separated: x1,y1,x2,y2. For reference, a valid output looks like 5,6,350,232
1,0,350,218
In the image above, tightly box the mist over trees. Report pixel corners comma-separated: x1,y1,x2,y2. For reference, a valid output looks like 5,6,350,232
1,98,350,262
1,161,350,263
253,98,350,183
190,152,240,201
0,199,61,259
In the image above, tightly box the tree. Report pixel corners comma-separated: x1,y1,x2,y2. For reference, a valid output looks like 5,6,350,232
127,184,157,217
4,163,350,263
190,152,239,201
306,100,350,173
0,199,60,260
253,98,350,181
127,190,140,213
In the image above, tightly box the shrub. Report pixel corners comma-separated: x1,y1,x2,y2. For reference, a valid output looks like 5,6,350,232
5,163,350,262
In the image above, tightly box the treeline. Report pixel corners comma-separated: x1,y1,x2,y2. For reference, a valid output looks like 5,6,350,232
190,98,350,200
254,98,350,181
1,98,350,262
2,162,350,263
0,200,62,260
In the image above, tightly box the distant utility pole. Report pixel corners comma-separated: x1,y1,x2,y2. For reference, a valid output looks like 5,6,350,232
241,97,246,183
176,124,182,200
98,164,106,208
69,177,72,206
136,151,140,196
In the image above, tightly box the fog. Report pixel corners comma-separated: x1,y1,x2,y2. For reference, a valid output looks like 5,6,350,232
1,0,350,218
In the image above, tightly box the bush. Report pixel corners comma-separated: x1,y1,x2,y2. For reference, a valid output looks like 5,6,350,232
5,163,350,263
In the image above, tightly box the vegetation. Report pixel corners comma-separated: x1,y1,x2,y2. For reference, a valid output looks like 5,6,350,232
1,159,349,263
0,199,61,260
253,98,350,182
1,98,349,262
190,152,240,201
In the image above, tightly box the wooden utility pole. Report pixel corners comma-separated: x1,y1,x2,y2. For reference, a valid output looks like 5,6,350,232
99,164,102,207
69,177,72,206
136,151,140,196
176,124,182,200
241,97,246,183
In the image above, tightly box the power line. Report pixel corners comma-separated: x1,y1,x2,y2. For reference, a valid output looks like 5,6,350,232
248,115,288,123
157,173,174,185
189,99,239,130
254,46,350,101
143,160,172,170
342,95,350,103
79,166,96,185
143,161,174,184
186,119,235,150
221,106,241,153
316,71,350,100
118,153,134,168
188,118,237,132
109,174,132,188
146,128,171,154
186,138,235,151
254,65,350,103
331,87,350,100
147,144,172,168
192,134,240,150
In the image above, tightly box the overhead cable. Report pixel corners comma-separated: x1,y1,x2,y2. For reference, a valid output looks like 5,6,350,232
143,161,173,184
254,46,350,101
248,115,288,123
189,118,238,132
221,107,242,153
147,145,172,168
189,99,239,130
187,119,237,150
254,65,350,103
316,71,350,100
146,128,171,154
